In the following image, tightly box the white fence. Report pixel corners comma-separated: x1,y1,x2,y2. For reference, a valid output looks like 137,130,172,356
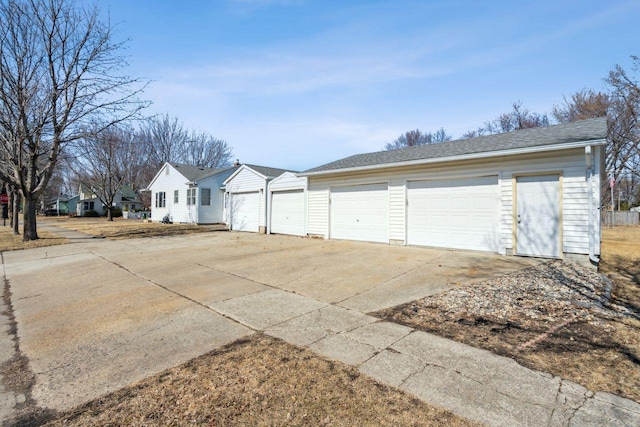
123,211,151,220
602,211,640,226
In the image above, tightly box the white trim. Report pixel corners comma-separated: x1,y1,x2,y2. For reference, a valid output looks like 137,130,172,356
299,139,607,177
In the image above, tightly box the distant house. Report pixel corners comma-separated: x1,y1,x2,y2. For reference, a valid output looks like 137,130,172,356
44,194,79,215
76,184,143,216
223,164,294,233
146,162,238,224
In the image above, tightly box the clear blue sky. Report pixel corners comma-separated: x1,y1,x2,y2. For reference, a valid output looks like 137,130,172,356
96,0,639,171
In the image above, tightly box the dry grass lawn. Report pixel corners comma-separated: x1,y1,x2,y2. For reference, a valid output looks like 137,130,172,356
0,224,67,252
38,334,476,427
41,216,221,239
375,226,640,403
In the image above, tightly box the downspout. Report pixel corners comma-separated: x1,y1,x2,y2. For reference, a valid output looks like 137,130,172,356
585,146,599,266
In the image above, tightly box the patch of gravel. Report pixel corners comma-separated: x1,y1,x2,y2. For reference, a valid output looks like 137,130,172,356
405,261,631,326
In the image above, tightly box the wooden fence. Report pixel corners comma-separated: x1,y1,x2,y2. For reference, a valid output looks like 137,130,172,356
602,211,640,226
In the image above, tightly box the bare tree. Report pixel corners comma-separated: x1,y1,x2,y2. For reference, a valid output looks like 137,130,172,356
137,114,233,189
71,125,135,221
484,101,549,134
604,56,640,184
184,131,232,168
384,128,451,150
0,0,148,240
139,114,189,167
552,89,609,123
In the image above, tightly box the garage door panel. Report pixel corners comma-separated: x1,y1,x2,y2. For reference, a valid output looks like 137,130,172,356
231,192,259,232
271,190,305,236
407,177,499,251
331,184,388,243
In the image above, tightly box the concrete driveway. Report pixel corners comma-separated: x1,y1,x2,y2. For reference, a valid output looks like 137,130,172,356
1,230,539,417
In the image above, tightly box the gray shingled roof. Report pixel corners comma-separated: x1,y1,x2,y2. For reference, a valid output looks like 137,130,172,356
170,163,235,182
244,164,296,178
303,117,607,174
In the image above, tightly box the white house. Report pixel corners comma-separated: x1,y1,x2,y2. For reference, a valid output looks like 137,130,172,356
147,162,238,224
298,118,607,264
267,171,308,236
223,164,292,233
77,185,142,216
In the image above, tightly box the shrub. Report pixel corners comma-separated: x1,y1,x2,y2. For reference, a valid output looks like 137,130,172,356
83,209,100,217
110,207,123,218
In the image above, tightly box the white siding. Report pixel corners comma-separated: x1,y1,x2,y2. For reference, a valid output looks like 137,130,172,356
307,187,329,237
306,148,599,256
269,172,306,191
197,169,234,224
389,179,405,242
148,164,191,223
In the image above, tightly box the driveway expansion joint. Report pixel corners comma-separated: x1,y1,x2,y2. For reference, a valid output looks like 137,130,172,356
90,252,258,333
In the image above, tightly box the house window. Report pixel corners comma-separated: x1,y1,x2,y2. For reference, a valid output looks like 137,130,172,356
187,188,196,205
155,192,166,208
201,188,211,206
174,190,179,204
83,201,95,211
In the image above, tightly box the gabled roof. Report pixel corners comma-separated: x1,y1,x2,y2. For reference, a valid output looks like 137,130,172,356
169,163,234,182
147,162,237,189
302,117,607,175
120,184,137,199
243,164,295,179
224,163,295,185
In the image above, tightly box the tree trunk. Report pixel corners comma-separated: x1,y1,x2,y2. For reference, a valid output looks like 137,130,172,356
106,207,113,221
12,190,20,235
22,196,38,241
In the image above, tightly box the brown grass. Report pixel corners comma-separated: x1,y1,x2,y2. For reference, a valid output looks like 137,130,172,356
0,224,67,252
375,226,640,403
41,334,476,427
41,216,222,239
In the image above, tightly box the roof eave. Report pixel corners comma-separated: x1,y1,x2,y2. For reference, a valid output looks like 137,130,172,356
299,138,607,177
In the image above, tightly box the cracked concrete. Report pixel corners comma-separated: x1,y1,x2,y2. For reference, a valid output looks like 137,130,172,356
1,229,638,426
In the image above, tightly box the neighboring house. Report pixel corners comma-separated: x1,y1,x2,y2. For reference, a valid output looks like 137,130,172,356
267,171,308,236
44,194,79,215
147,162,238,224
298,118,607,263
77,184,143,216
223,164,293,233
631,206,640,212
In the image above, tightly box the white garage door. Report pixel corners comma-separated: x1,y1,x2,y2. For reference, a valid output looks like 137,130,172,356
407,176,499,251
231,192,259,232
271,190,305,236
330,183,388,243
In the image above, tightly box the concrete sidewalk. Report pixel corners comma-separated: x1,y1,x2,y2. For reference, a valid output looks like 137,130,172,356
213,288,640,427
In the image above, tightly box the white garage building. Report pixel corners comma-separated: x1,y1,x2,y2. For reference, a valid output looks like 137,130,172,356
223,164,292,233
298,118,607,262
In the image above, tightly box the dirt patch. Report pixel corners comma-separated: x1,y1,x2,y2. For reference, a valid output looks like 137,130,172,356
0,226,67,252
41,217,222,239
37,334,475,427
374,245,640,403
